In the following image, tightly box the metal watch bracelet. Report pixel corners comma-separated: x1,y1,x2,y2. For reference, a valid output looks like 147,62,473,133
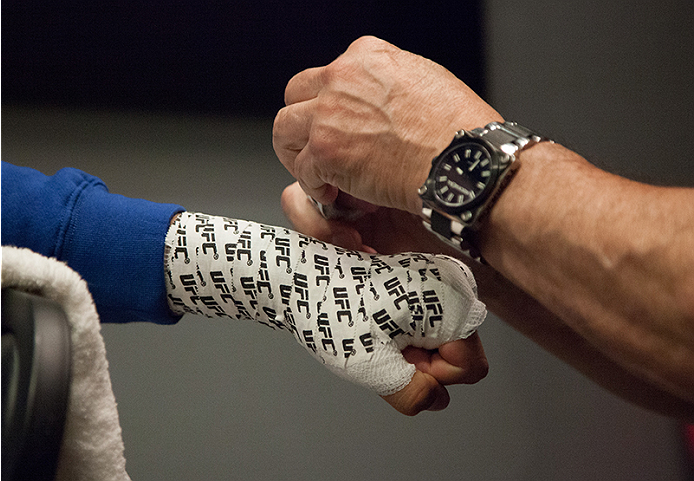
421,121,549,264
470,121,547,157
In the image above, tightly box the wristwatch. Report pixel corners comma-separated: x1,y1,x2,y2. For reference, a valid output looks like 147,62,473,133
418,121,550,263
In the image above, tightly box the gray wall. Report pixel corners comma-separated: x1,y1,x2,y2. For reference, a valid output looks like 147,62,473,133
485,0,694,187
3,0,692,479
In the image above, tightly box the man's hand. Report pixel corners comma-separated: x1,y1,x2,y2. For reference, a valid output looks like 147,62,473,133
273,35,503,216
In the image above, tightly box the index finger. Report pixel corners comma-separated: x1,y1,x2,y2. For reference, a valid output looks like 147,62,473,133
284,66,325,105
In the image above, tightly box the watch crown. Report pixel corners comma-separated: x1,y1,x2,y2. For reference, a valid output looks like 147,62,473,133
418,185,428,196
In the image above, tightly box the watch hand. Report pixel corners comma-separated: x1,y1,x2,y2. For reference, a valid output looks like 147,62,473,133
468,159,481,172
447,179,466,193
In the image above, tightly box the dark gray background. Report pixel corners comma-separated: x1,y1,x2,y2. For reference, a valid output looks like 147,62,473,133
3,0,693,479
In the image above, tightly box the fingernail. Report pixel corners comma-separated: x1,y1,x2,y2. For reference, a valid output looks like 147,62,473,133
361,244,378,254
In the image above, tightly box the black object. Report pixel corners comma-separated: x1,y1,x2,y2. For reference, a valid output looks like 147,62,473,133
2,1,485,116
2,289,72,481
419,122,549,263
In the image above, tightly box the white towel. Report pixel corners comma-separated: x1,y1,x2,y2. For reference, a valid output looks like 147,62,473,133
2,246,130,481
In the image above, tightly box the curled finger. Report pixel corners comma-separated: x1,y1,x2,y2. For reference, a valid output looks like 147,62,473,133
284,66,326,105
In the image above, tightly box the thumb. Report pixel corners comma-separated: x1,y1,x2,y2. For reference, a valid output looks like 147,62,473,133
380,370,450,416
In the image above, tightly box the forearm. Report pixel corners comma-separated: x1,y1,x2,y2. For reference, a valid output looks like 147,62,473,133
478,141,694,404
1,162,184,324
394,217,694,418
470,262,694,420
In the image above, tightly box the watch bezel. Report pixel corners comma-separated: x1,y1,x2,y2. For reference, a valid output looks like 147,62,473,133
425,137,506,214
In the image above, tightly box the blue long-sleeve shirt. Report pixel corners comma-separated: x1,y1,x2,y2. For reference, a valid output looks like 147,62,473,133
2,161,184,324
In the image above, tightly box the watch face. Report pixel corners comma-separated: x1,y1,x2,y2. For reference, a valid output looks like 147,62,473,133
433,142,496,209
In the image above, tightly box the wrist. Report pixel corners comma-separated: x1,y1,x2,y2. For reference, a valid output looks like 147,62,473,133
417,121,546,264
169,212,182,227
476,141,582,271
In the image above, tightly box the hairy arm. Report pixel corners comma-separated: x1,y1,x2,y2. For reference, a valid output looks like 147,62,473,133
478,141,694,409
471,258,694,420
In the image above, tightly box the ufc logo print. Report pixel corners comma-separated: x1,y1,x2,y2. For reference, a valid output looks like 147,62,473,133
373,309,405,339
423,290,443,327
333,287,353,326
384,277,408,310
210,271,233,303
274,237,292,273
314,254,330,286
294,273,310,317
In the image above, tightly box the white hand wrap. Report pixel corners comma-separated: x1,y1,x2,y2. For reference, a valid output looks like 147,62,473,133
165,212,486,396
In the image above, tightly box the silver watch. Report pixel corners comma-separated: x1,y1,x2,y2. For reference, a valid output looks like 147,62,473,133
418,121,550,263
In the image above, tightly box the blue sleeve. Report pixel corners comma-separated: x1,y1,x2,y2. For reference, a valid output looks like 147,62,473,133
2,161,185,324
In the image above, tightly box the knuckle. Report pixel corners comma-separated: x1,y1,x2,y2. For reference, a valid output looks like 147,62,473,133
350,35,386,52
387,388,432,417
272,109,287,143
322,56,353,87
306,116,339,161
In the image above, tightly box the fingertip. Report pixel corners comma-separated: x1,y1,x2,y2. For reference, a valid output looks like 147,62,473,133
280,182,301,212
299,180,339,207
361,244,378,254
426,387,450,411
